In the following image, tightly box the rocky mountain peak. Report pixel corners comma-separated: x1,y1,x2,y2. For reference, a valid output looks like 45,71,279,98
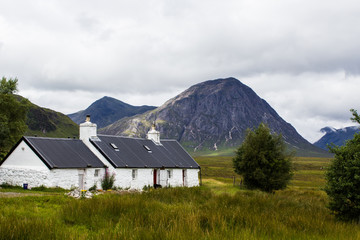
100,78,327,156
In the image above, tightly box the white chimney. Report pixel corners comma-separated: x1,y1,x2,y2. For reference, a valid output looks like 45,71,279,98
147,122,160,144
79,115,97,141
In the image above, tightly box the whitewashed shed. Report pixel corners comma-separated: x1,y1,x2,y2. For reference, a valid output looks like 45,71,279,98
0,136,106,190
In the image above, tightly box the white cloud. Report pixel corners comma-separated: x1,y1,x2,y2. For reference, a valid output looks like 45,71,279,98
241,72,360,142
1,0,360,143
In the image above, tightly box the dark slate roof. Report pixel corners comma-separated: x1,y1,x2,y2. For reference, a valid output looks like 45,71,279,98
90,135,200,169
19,136,105,169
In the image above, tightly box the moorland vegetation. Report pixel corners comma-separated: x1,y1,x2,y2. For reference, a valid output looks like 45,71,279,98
1,156,359,239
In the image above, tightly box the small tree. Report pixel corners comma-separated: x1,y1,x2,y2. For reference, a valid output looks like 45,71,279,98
233,123,293,192
325,109,360,221
0,77,28,160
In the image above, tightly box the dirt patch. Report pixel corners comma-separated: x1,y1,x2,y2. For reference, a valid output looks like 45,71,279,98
0,191,55,198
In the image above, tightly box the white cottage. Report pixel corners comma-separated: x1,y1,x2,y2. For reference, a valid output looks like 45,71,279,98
0,116,200,190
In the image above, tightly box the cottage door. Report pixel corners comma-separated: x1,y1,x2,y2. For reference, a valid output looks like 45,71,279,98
153,169,157,186
78,172,84,190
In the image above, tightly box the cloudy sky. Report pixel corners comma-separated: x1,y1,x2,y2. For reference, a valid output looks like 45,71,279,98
1,0,359,143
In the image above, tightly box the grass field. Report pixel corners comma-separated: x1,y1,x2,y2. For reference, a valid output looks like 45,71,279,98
195,156,333,192
1,156,359,239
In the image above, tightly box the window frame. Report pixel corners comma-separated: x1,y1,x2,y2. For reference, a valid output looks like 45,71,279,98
167,169,172,179
132,169,138,180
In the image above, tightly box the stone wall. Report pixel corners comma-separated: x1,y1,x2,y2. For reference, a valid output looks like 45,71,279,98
0,167,106,190
0,167,51,188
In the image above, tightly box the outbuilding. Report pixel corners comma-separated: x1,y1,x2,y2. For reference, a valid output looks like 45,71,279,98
0,136,106,189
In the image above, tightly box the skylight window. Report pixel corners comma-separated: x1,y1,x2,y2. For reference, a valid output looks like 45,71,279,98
110,143,119,151
143,145,152,153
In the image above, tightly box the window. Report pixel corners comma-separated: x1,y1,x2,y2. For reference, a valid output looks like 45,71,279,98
110,143,119,151
94,169,100,177
167,170,172,179
132,169,137,180
143,145,152,153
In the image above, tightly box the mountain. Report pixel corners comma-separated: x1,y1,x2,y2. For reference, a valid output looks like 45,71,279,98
314,126,360,150
100,78,328,156
15,96,79,138
68,96,157,128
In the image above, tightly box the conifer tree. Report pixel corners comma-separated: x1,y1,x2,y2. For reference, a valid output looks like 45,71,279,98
233,123,293,192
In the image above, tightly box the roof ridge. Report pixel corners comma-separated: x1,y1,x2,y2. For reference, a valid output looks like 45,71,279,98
24,136,79,141
97,134,175,142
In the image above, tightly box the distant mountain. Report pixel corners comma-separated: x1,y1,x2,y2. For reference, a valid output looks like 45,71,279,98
314,126,360,150
68,96,157,128
100,78,329,157
15,96,79,138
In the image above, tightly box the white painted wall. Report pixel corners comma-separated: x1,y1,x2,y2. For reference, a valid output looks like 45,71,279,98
164,169,200,187
1,141,48,170
49,168,105,190
111,168,131,189
86,168,106,189
186,169,200,187
49,169,80,189
130,169,153,189
166,169,181,187
111,168,153,190
108,168,200,190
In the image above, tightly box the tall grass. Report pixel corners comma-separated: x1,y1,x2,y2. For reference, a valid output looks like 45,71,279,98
0,187,359,239
195,156,333,190
0,156,357,239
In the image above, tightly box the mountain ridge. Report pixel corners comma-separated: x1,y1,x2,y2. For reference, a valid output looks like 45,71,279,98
314,126,360,150
68,96,156,128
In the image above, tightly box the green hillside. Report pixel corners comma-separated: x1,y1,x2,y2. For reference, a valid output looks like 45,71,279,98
17,96,79,138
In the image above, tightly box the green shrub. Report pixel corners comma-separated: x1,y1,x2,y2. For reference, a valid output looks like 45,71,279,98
31,185,67,192
0,182,23,189
101,169,115,190
142,185,152,191
31,185,46,191
325,109,360,222
325,133,360,221
88,184,97,192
